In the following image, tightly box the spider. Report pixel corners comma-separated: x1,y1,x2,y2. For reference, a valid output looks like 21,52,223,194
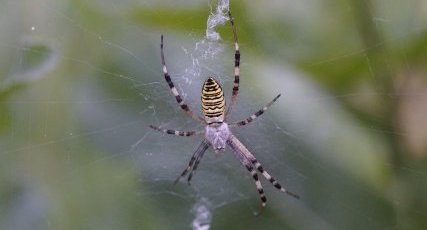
149,11,299,208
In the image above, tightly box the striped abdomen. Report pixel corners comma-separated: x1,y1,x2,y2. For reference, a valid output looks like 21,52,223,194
201,77,225,124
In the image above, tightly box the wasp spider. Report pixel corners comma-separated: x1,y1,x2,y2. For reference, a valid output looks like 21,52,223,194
150,11,299,208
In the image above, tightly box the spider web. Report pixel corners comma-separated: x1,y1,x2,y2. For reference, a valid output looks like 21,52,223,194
1,0,427,230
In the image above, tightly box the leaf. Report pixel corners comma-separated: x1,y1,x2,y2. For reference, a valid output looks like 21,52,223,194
0,40,58,94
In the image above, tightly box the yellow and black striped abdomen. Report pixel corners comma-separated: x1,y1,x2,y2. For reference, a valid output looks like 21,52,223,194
201,77,225,123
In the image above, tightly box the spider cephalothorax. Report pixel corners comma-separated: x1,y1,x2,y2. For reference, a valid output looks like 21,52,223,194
149,11,299,208
205,121,230,152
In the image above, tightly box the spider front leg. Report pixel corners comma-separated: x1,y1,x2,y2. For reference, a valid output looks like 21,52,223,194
225,10,241,118
160,35,206,124
229,94,281,128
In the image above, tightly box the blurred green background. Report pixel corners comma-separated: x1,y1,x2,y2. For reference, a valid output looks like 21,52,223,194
1,0,427,229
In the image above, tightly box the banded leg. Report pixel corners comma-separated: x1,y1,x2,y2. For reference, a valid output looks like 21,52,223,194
250,158,299,199
149,125,203,137
228,137,267,207
229,94,281,128
161,35,205,124
227,134,299,199
225,10,241,118
244,162,268,208
174,139,209,184
186,149,205,184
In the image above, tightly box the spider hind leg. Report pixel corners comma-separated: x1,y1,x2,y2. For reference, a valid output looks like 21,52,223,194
251,159,300,199
245,163,267,208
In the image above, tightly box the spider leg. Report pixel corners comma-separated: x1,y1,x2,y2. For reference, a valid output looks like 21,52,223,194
225,10,241,118
250,158,299,199
227,134,299,199
228,137,267,208
174,139,209,184
229,94,281,128
186,149,205,185
149,125,203,137
160,35,206,124
244,161,268,208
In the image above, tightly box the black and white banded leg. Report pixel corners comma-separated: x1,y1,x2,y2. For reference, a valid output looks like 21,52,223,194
228,136,268,208
250,158,299,199
244,162,268,208
186,149,205,184
229,94,281,128
174,140,209,184
225,10,241,118
227,134,299,205
149,125,203,137
161,35,206,124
